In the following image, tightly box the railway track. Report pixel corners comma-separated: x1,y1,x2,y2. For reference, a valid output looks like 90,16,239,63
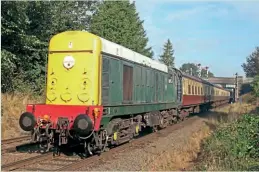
1,136,31,154
1,152,53,171
2,136,30,145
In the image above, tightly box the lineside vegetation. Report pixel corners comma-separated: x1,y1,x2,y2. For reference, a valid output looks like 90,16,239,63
195,106,259,171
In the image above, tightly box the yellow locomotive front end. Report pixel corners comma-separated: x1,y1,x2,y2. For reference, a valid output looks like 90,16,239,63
46,31,102,105
19,31,105,153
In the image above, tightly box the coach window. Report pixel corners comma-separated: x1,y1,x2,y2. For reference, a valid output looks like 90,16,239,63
188,85,191,94
123,64,133,102
198,87,200,95
192,85,194,95
201,87,203,95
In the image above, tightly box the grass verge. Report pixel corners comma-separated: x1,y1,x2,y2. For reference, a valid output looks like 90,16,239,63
1,93,44,139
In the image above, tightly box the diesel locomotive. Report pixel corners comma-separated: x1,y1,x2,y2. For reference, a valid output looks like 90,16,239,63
19,31,231,155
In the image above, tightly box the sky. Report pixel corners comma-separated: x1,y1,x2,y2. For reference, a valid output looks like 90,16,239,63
133,0,259,77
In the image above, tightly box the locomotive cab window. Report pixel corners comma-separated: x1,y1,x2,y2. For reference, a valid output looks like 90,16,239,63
123,64,133,102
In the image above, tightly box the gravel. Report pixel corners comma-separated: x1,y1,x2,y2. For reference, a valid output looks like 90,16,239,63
1,152,40,166
77,114,212,171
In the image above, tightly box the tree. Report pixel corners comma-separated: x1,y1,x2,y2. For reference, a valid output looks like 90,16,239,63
180,63,199,76
90,0,154,58
1,1,45,93
73,1,100,30
159,39,175,67
201,69,214,78
242,47,259,77
179,63,214,78
251,75,259,106
1,1,97,93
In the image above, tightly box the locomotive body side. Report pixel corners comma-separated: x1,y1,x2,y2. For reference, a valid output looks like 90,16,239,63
99,37,182,129
96,38,183,146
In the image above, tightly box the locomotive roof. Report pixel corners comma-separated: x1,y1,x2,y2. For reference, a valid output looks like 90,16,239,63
100,37,168,73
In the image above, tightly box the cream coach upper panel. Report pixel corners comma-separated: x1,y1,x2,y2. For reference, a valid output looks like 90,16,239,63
100,37,168,73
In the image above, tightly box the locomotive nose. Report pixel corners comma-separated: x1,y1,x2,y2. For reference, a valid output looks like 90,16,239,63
73,114,94,137
19,112,36,131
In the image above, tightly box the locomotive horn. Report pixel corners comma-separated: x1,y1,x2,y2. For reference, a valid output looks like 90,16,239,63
19,112,36,131
73,114,94,137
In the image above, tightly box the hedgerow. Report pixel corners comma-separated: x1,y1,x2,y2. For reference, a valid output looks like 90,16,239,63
196,114,259,171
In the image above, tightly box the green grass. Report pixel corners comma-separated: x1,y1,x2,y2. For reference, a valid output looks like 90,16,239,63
195,113,259,171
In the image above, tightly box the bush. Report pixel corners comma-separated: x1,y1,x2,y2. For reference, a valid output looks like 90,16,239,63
196,114,259,171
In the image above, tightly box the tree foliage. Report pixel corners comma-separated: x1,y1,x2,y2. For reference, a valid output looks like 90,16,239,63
90,0,154,58
242,47,259,77
159,39,175,67
2,1,154,94
179,63,214,78
1,1,97,94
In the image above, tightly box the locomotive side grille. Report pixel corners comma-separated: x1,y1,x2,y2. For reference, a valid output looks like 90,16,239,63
102,56,110,105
